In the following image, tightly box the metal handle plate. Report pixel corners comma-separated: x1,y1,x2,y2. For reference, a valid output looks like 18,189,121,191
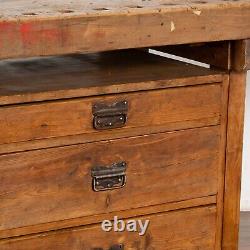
109,244,124,250
91,162,127,192
92,100,128,130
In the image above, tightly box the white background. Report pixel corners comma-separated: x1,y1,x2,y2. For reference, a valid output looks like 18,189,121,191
241,72,250,211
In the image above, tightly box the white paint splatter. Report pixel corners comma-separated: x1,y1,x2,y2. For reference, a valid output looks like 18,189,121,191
170,21,175,32
193,10,202,16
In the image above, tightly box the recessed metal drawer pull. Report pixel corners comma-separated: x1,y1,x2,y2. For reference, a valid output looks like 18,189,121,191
91,162,127,192
92,100,128,130
109,244,124,250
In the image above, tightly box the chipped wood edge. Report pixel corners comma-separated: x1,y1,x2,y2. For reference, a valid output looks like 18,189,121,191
0,6,250,59
232,40,250,71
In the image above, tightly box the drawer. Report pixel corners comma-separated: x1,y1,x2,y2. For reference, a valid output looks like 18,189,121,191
1,206,217,250
0,126,221,233
0,84,222,146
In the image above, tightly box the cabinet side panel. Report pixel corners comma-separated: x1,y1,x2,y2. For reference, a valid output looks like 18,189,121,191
223,72,247,250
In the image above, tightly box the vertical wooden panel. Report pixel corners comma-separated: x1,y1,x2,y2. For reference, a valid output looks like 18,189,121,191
215,76,229,250
232,40,250,71
223,72,247,250
247,40,250,70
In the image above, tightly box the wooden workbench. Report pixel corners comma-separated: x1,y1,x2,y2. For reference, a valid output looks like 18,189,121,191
0,0,250,59
0,1,250,250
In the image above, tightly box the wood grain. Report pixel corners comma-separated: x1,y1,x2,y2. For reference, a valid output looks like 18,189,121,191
0,1,250,58
0,50,224,106
215,76,230,250
0,84,222,148
0,206,217,250
222,72,247,250
0,127,220,236
0,196,216,239
232,40,250,71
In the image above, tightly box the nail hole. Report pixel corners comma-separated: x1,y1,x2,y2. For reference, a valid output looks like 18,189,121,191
22,12,37,16
59,9,74,13
192,0,207,3
93,7,110,11
126,5,144,8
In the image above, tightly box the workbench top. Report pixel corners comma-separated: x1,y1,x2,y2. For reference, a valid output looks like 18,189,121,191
0,0,250,59
0,0,249,18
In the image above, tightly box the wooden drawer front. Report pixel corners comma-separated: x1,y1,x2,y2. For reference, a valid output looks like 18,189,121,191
0,126,220,233
0,84,221,145
1,206,217,250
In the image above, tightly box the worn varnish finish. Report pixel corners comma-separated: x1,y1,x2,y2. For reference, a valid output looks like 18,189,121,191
232,40,250,71
222,72,247,250
0,33,249,249
0,84,222,147
1,206,217,250
0,196,217,239
0,127,220,236
0,1,250,59
0,51,224,105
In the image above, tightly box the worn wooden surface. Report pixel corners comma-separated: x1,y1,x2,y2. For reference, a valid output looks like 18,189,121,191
215,76,229,250
0,84,222,150
222,72,246,250
0,1,250,58
0,127,220,237
0,50,224,106
0,206,217,250
0,196,216,239
232,40,250,71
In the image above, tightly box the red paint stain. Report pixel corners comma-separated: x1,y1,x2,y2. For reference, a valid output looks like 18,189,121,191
0,21,18,49
42,28,61,42
20,23,38,46
0,20,62,54
0,22,15,31
20,22,61,48
20,23,32,34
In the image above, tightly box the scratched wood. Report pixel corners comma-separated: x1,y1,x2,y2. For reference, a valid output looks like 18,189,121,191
0,0,250,58
232,40,250,71
0,196,216,239
0,206,217,250
0,127,220,235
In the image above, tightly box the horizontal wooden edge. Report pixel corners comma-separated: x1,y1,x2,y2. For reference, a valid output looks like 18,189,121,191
0,76,224,106
0,4,250,59
1,1,250,22
0,119,221,156
0,195,217,240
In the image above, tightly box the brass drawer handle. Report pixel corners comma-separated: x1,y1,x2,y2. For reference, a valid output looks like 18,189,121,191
92,100,128,130
91,162,127,192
